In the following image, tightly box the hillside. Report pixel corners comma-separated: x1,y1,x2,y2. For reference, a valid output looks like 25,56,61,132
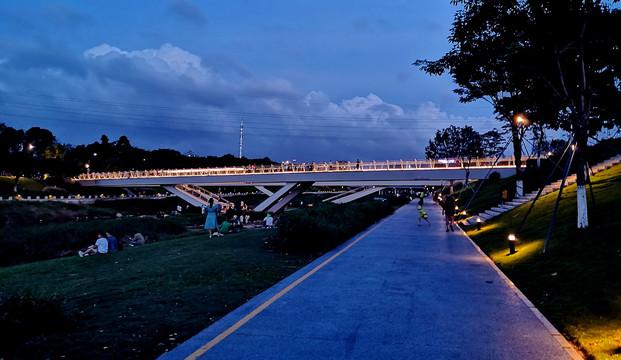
465,161,621,359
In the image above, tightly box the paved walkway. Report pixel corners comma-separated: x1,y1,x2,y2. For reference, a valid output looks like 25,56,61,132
160,201,581,360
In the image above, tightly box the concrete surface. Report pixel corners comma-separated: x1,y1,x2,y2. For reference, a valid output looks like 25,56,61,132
159,201,581,360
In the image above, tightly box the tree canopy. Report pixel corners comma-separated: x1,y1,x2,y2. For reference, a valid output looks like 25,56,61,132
0,123,276,194
415,0,621,228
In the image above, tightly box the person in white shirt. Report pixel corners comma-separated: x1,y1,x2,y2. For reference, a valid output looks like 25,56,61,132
263,213,274,228
79,233,109,257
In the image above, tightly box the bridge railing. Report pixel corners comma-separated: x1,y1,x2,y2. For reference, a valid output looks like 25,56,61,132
74,157,527,181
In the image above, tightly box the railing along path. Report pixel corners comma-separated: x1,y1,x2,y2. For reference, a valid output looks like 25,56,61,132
75,157,524,181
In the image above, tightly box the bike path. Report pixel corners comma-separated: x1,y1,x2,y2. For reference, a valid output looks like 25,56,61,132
160,201,581,360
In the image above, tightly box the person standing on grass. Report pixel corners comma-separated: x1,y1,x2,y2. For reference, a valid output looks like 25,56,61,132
443,193,456,232
263,213,274,228
204,198,222,238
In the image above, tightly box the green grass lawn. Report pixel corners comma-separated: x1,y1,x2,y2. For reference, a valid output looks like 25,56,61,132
466,163,621,359
0,228,320,359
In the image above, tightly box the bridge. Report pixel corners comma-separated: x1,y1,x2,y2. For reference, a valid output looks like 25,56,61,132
73,158,523,213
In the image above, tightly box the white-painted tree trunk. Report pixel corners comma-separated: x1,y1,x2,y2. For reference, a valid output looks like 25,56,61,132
515,179,524,198
577,185,589,228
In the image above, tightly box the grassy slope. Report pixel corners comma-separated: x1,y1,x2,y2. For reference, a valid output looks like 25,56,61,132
0,176,44,198
466,163,621,359
0,228,319,359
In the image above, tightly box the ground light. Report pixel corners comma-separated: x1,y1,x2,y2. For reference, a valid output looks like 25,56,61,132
508,234,517,254
476,217,481,231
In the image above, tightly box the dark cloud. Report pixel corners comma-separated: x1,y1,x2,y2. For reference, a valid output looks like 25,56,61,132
45,3,93,26
201,54,254,79
168,0,207,26
1,36,87,77
352,18,393,33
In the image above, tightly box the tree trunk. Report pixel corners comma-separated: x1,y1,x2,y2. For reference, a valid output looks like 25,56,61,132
577,184,588,228
13,175,20,195
575,133,589,228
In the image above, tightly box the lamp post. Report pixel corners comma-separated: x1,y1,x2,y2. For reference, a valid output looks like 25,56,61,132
513,113,531,198
508,234,517,254
476,217,482,231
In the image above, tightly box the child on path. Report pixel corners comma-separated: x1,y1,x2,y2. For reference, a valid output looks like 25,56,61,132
417,204,431,225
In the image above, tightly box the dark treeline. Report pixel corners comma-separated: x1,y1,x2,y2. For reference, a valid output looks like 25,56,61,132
0,123,275,181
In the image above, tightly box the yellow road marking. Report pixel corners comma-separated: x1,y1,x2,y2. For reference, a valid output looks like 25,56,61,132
185,210,400,360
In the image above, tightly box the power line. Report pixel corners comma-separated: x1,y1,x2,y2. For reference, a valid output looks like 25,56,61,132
0,89,494,124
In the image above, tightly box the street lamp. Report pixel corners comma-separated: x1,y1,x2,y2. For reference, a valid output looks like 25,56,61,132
476,217,482,231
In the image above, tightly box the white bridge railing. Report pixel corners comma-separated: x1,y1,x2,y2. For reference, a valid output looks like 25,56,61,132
74,157,526,181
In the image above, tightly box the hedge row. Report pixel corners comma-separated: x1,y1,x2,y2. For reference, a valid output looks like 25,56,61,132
270,197,408,253
0,217,187,267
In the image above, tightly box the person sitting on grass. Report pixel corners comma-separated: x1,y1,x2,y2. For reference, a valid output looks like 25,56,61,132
106,231,119,252
79,233,108,257
219,219,231,234
129,232,145,246
230,215,242,232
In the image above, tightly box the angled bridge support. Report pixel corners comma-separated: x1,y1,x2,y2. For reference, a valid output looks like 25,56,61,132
254,182,313,213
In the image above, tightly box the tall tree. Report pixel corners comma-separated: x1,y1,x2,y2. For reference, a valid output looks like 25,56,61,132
519,0,621,228
481,129,506,158
414,0,539,197
425,125,485,187
416,0,621,228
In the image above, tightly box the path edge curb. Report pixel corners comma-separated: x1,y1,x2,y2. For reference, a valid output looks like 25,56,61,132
457,226,584,360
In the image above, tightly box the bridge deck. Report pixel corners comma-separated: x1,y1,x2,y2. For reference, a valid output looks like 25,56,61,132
74,158,525,188
159,201,579,360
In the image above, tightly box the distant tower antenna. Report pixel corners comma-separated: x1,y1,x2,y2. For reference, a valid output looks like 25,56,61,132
239,119,244,158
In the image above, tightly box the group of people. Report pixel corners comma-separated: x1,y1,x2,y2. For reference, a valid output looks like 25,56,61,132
417,190,457,232
78,231,145,257
203,197,276,238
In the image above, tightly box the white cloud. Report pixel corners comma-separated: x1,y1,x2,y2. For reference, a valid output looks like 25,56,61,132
84,43,206,77
2,42,493,161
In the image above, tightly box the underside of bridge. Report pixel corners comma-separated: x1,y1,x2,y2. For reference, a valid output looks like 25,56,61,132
162,180,445,214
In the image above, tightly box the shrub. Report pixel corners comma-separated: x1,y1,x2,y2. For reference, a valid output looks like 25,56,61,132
270,200,397,253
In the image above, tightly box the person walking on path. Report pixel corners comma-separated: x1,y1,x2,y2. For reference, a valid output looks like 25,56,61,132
204,198,223,238
443,193,456,232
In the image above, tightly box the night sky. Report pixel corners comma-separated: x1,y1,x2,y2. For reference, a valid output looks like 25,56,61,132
0,0,497,163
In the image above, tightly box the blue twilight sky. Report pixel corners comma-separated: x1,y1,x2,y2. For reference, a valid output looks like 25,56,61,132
0,0,498,163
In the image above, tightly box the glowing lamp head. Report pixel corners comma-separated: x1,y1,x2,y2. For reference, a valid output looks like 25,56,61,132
476,217,481,223
508,234,516,241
